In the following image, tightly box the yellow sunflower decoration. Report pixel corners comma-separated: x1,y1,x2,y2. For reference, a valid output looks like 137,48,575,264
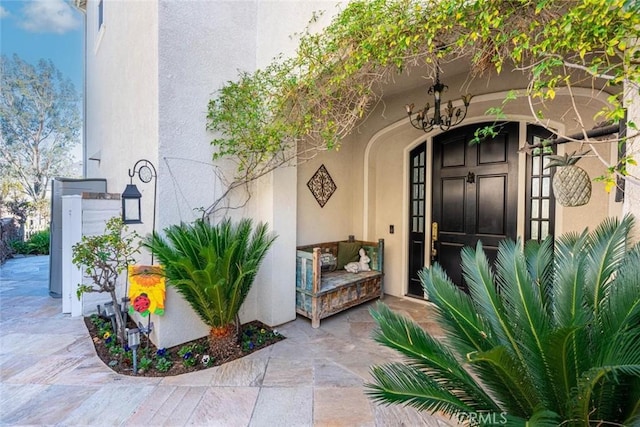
128,265,165,317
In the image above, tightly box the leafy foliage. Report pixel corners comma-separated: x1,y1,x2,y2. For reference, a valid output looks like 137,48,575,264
143,218,277,336
366,216,640,426
25,229,50,255
10,228,51,255
206,0,640,215
0,54,80,205
72,217,141,345
545,150,590,168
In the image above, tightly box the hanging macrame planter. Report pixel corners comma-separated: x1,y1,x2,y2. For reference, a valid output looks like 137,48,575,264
546,151,592,207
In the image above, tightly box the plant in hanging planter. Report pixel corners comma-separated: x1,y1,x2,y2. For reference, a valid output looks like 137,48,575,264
545,150,592,207
72,217,141,346
143,218,277,361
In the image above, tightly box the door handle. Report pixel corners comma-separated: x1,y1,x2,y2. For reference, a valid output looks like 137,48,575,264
431,222,438,261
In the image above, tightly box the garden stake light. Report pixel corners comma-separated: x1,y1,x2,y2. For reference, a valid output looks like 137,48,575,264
120,296,130,325
103,301,117,340
127,328,141,374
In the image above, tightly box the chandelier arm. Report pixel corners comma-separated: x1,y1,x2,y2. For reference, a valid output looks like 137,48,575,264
406,73,472,133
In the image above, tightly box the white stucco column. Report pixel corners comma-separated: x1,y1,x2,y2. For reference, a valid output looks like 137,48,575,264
622,40,640,239
254,166,298,326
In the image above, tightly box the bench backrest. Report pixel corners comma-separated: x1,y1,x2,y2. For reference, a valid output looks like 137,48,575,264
297,239,384,273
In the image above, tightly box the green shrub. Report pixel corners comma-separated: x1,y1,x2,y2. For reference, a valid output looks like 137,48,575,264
8,229,50,255
155,357,173,372
9,239,29,254
367,216,640,426
144,218,277,358
139,356,153,371
27,229,50,255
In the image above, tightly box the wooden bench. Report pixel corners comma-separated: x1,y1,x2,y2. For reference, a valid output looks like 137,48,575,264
295,237,384,328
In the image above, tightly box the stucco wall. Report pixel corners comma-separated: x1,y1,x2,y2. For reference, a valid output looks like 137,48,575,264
157,1,258,232
297,144,357,245
151,1,341,346
81,0,337,347
623,52,640,240
84,0,159,255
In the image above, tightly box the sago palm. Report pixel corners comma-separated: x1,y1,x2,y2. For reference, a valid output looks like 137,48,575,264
366,216,640,426
144,218,276,358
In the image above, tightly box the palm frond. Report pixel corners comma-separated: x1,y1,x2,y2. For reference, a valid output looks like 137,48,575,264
420,264,495,354
552,229,589,329
524,236,554,310
584,215,634,318
423,260,541,416
143,218,276,329
468,346,539,417
542,326,585,417
600,244,640,341
370,303,500,411
368,216,640,425
494,239,558,410
622,377,640,427
365,363,476,417
572,330,640,424
461,243,528,370
524,409,562,427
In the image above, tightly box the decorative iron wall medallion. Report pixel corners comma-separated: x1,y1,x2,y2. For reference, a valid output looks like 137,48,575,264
307,164,337,207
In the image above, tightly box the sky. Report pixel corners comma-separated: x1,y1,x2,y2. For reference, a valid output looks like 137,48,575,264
0,0,84,159
0,0,83,90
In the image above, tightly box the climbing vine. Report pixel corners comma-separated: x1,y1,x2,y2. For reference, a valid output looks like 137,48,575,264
205,0,640,216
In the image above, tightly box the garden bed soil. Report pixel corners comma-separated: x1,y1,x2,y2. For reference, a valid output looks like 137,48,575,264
84,316,284,377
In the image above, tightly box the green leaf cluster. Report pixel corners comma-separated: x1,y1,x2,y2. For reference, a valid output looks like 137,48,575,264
71,217,141,346
207,0,639,180
9,228,50,255
367,215,640,426
143,218,277,331
72,217,141,295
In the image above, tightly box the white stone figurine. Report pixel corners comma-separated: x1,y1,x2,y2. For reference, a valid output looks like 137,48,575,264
358,248,371,271
344,262,360,273
345,248,371,273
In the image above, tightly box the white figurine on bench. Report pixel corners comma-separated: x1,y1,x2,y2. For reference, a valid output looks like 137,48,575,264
344,248,371,273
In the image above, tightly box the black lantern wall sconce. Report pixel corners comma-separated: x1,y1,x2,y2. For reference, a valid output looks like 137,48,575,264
121,183,142,224
405,66,472,133
121,159,158,261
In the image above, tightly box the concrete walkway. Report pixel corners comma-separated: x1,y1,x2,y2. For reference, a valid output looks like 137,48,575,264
0,255,451,426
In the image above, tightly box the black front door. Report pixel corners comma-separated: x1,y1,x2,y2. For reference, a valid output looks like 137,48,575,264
407,143,426,297
432,122,519,288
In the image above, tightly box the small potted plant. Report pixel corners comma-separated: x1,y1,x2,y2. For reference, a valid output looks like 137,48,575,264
72,216,140,345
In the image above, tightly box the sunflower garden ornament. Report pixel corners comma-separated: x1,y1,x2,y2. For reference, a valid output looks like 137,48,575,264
128,265,166,316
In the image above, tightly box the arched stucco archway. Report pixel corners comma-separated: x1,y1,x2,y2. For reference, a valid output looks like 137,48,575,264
357,87,619,298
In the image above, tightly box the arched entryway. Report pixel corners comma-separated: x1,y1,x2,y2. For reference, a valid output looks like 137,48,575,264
359,89,613,300
406,122,557,297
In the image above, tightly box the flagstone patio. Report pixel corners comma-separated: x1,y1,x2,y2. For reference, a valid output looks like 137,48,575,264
0,255,451,426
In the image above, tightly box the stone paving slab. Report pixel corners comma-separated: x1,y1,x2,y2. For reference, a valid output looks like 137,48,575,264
0,255,452,426
250,386,313,427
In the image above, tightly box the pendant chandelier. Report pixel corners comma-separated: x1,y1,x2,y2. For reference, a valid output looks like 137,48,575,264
405,67,472,133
